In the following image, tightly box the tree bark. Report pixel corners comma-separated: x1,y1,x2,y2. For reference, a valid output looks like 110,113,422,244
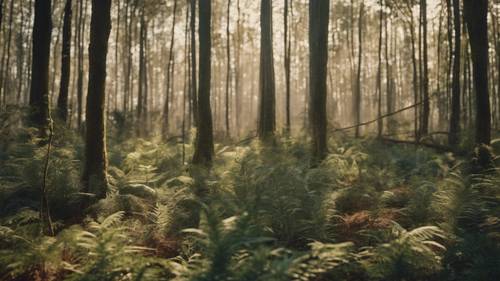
192,0,214,165
258,0,276,140
309,0,330,162
284,0,291,134
163,0,178,138
464,0,491,145
225,0,231,137
83,0,112,201
448,0,461,147
28,0,52,133
420,0,430,135
190,0,198,127
57,0,72,122
354,1,364,138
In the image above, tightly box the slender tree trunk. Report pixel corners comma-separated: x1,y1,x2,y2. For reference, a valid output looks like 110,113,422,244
28,0,52,133
57,0,72,122
376,0,383,137
258,0,276,140
234,0,242,137
284,0,291,134
16,0,26,104
225,0,231,137
76,0,85,130
1,0,14,106
354,1,364,138
420,0,430,135
190,0,198,127
192,0,214,165
137,6,146,136
114,0,120,113
409,16,419,141
83,0,112,201
163,0,178,138
464,0,491,145
449,0,461,147
309,0,330,162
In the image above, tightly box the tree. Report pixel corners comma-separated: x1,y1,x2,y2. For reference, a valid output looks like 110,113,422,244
57,0,72,122
463,0,491,145
225,0,231,137
192,0,214,165
163,0,178,138
258,0,276,139
82,0,112,201
28,0,52,133
309,0,330,162
448,0,461,147
420,0,430,136
354,0,364,138
190,0,198,127
284,0,292,134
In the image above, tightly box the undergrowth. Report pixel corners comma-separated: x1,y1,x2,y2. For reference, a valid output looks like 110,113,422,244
0,123,499,280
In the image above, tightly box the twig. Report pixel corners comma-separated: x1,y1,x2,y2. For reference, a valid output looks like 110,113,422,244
41,117,55,236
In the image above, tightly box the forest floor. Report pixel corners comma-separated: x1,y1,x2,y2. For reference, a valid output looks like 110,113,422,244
0,123,499,281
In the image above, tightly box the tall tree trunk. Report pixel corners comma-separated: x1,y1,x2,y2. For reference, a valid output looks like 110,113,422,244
234,0,242,137
83,0,112,201
137,6,146,136
448,0,461,147
376,0,383,137
57,0,72,122
163,0,178,138
16,0,26,104
309,0,330,162
28,0,52,133
114,0,120,113
190,0,198,127
408,15,419,141
76,0,85,130
420,0,430,135
284,0,291,134
1,0,14,106
354,1,364,138
192,0,214,165
464,0,491,145
225,0,231,137
258,0,276,139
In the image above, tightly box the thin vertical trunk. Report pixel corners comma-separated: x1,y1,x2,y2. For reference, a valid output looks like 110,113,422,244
1,0,14,106
57,0,72,122
449,0,461,147
114,0,120,113
83,0,112,201
192,0,214,165
234,0,242,137
163,0,178,138
376,0,383,137
309,0,330,163
284,0,291,134
464,0,491,145
137,6,146,136
258,0,276,139
420,0,430,135
76,0,85,130
28,0,52,133
409,15,419,141
16,0,25,103
225,0,231,137
354,1,364,138
190,0,198,127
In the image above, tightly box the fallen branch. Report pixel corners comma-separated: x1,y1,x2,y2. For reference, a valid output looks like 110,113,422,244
381,137,452,152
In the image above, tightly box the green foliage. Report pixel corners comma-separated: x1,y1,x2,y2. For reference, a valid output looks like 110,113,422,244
1,130,498,281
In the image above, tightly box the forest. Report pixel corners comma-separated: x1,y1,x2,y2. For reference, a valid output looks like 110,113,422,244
0,0,499,280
